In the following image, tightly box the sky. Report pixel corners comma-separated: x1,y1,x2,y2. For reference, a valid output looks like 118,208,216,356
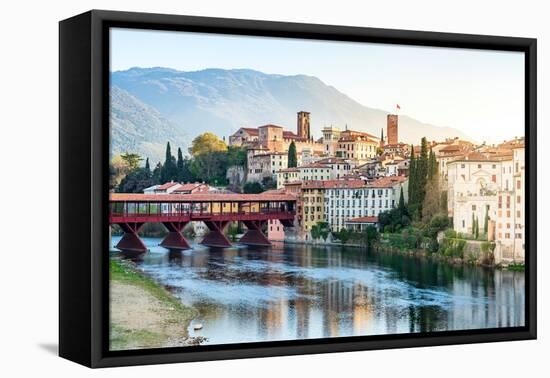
110,28,525,143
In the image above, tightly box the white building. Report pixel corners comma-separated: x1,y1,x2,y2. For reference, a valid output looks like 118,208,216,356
247,152,288,183
447,152,506,235
494,145,525,263
276,167,300,189
324,176,408,231
297,163,332,181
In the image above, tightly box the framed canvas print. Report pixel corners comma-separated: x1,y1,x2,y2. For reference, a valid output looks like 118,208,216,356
59,10,537,368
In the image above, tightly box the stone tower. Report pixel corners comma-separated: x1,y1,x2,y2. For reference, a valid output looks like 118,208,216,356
387,114,398,145
297,111,311,140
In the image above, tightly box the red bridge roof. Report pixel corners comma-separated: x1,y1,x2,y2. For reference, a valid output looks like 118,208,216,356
110,193,296,203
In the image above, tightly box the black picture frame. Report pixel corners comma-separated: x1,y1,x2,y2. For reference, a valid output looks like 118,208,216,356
59,9,537,368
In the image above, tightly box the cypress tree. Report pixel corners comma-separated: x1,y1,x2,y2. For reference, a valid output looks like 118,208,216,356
484,206,489,235
417,137,429,208
161,142,177,183
471,212,475,237
177,147,184,171
398,186,405,213
288,141,297,168
408,145,416,206
145,157,150,172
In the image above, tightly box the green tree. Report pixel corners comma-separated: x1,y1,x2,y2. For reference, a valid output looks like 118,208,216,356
288,141,298,168
177,147,184,172
416,137,429,212
189,132,228,156
152,162,162,184
398,186,406,213
189,133,228,182
484,205,489,235
243,182,264,194
311,222,330,241
117,167,155,193
226,146,247,167
363,225,380,249
145,157,151,172
335,228,351,245
120,152,143,171
160,142,178,183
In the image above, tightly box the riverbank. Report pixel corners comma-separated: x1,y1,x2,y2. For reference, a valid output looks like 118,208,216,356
109,259,204,350
284,236,524,270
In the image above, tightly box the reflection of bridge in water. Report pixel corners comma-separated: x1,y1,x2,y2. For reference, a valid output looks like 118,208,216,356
109,193,296,252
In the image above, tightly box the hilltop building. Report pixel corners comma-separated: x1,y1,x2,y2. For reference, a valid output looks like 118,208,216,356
387,114,399,145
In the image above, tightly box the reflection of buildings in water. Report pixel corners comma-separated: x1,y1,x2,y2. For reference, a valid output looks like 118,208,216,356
492,270,525,327
257,296,288,339
321,279,355,337
351,283,374,335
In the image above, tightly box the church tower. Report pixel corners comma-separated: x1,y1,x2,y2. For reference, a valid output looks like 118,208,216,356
387,114,398,145
297,111,311,140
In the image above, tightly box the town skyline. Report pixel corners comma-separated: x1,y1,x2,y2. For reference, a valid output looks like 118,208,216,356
111,28,525,144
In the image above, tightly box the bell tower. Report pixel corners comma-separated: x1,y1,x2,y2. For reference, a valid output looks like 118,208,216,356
297,111,311,140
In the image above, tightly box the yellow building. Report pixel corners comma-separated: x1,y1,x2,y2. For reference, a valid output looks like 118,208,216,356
301,181,326,232
336,133,379,164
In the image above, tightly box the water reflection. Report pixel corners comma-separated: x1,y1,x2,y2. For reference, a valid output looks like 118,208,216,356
111,237,525,345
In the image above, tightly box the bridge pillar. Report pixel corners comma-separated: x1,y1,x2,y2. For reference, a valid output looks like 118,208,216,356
240,220,271,246
116,222,147,253
160,222,191,250
201,221,232,248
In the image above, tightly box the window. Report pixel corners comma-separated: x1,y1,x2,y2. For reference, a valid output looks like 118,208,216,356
517,210,521,218
517,180,521,189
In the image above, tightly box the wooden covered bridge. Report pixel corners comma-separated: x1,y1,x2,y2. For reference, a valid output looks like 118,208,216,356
109,192,296,252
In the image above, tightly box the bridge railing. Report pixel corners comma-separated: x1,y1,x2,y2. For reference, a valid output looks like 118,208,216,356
109,208,296,218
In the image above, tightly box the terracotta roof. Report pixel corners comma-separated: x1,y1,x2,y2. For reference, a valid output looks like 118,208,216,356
278,167,299,173
172,183,209,193
316,157,349,164
283,131,299,138
346,216,379,223
367,176,408,188
156,182,180,190
338,135,377,143
384,143,407,148
110,193,297,203
302,179,365,190
439,144,462,152
258,124,284,129
238,127,259,136
263,188,290,195
448,151,512,163
284,181,303,186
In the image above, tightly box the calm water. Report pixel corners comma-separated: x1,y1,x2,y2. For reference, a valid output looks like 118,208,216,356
111,237,525,346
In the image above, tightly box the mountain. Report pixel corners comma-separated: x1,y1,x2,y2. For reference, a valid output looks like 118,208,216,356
110,86,188,164
111,67,471,161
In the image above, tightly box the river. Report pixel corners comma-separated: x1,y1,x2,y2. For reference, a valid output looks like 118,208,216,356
111,236,525,346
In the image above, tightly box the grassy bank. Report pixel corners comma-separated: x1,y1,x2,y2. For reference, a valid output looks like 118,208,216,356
109,259,201,350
